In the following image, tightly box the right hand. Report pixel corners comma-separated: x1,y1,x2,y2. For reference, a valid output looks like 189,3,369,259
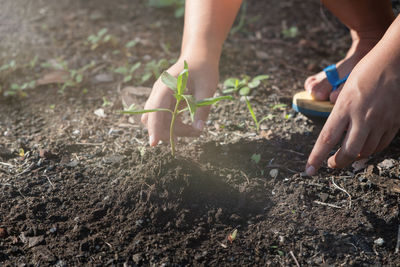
141,58,219,146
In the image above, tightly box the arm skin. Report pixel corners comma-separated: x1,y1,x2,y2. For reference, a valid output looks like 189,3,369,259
306,15,400,175
142,0,243,146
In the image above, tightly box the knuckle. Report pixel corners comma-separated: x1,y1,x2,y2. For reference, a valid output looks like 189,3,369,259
319,131,335,146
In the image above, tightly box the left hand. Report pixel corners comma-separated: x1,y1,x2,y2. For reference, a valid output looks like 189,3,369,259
305,43,400,175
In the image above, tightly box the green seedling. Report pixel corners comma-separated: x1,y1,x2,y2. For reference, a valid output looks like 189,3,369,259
227,229,238,243
87,28,116,50
282,26,298,38
3,81,36,97
0,60,16,72
141,59,172,84
121,61,232,156
251,153,261,164
245,97,272,132
102,97,112,107
59,60,96,94
148,0,185,18
114,62,141,83
223,74,269,96
125,39,139,49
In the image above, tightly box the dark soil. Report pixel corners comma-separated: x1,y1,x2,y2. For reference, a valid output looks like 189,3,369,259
1,0,400,266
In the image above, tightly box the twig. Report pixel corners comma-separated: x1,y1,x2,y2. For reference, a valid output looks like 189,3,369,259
283,149,304,156
395,224,400,253
289,251,301,267
43,175,55,189
331,177,352,209
0,162,14,168
313,200,342,209
240,170,250,185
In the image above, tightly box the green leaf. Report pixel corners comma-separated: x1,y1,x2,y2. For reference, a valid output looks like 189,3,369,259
272,103,287,110
223,78,238,89
11,83,20,90
196,95,233,107
103,34,111,42
98,28,108,37
125,40,139,48
129,62,141,73
177,61,188,95
141,72,153,83
222,88,236,94
239,86,251,96
124,75,132,83
182,95,197,121
248,79,260,89
251,153,261,164
76,74,83,83
161,71,177,92
114,67,128,74
245,97,259,129
252,74,269,82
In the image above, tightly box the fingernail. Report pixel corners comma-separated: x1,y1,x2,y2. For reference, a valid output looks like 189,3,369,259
194,120,204,131
149,135,154,146
306,165,316,176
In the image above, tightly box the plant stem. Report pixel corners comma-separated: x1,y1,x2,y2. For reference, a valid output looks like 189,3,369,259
170,98,181,156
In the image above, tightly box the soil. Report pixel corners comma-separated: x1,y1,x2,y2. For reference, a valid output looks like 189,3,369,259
1,0,400,266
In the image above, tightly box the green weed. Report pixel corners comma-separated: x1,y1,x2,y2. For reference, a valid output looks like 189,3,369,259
223,74,269,96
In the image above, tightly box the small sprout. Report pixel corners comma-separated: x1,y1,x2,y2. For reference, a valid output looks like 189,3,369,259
251,153,261,164
223,74,268,96
49,104,55,109
272,103,287,110
227,229,238,243
82,88,88,94
282,26,298,38
244,97,269,132
102,97,112,107
19,148,25,158
126,39,139,48
114,62,141,83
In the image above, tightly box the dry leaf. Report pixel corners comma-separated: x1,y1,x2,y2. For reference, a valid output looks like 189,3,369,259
37,70,70,85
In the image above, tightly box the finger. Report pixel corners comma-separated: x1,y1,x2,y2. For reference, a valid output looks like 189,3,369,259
306,112,349,175
359,129,383,158
375,127,399,153
147,111,171,146
327,122,370,169
192,85,214,131
329,85,343,103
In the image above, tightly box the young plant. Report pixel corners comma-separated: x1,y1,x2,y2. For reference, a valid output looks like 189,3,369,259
59,61,96,94
244,96,273,132
141,59,172,84
121,61,232,156
87,28,116,50
113,62,141,83
223,74,269,96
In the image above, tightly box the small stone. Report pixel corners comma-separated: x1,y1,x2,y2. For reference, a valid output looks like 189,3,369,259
72,129,80,135
94,108,106,118
93,73,114,83
378,159,395,169
269,169,279,179
374,237,384,246
66,160,79,168
28,236,44,248
352,158,368,172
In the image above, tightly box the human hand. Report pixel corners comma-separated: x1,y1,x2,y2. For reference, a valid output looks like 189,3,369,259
141,58,219,146
305,48,400,175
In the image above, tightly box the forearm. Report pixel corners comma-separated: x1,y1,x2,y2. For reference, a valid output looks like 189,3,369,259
180,0,243,62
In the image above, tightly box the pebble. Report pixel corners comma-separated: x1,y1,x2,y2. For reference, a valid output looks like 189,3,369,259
378,159,395,169
269,169,279,179
374,238,384,246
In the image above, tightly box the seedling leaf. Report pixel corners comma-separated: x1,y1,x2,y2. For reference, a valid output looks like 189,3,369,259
177,61,189,95
245,97,259,130
239,86,251,96
248,79,260,89
251,153,261,164
161,71,177,92
182,94,197,121
130,62,141,73
223,78,238,89
196,95,233,107
228,229,238,243
252,74,269,82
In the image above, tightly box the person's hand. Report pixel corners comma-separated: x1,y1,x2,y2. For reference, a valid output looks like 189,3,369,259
305,47,400,175
141,58,219,146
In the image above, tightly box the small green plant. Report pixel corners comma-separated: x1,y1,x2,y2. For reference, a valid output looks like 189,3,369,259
141,59,172,84
282,25,298,38
121,61,232,156
148,0,185,18
113,62,141,83
2,81,36,97
87,28,116,50
59,60,96,94
223,74,269,96
251,153,261,164
0,60,17,72
244,97,273,132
